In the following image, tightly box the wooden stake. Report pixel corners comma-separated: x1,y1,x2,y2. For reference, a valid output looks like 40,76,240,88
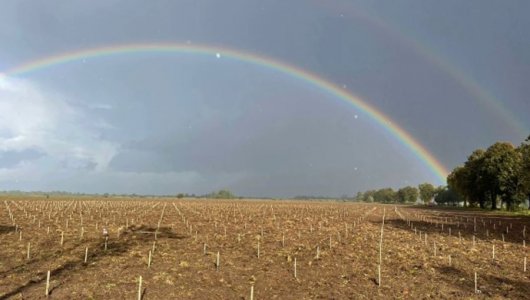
378,264,381,287
379,215,384,267
45,270,50,296
474,272,478,293
250,285,254,300
294,257,297,278
138,276,143,300
148,250,152,268
216,251,220,271
84,247,88,263
27,242,31,260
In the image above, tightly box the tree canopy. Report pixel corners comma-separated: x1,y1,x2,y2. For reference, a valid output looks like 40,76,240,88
446,137,530,210
418,183,436,204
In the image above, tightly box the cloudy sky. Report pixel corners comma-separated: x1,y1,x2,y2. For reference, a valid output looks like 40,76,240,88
0,0,528,197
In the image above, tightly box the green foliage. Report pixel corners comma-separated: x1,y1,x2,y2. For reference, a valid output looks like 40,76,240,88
447,165,470,207
482,142,522,210
418,183,435,204
373,188,397,203
360,190,375,203
434,187,462,206
397,186,419,203
446,137,530,211
207,189,236,199
518,138,530,208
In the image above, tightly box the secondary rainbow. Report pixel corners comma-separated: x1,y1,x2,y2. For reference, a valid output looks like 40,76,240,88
318,1,528,137
2,42,449,184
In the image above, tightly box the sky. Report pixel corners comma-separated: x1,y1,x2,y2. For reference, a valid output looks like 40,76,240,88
0,0,529,197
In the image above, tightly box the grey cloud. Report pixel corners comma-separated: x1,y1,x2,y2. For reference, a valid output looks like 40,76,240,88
0,0,528,196
0,149,45,169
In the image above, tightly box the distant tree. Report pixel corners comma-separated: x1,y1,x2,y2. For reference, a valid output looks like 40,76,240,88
482,142,522,210
462,149,488,208
435,185,445,196
397,186,419,203
434,187,462,206
447,166,469,207
208,189,236,199
418,183,435,204
445,136,530,211
363,190,375,203
176,193,185,199
373,188,397,203
519,137,530,209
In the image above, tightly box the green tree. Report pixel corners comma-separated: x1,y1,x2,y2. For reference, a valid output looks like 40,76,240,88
517,136,530,209
434,187,462,206
397,186,419,203
418,183,435,204
363,190,375,203
373,188,397,203
445,135,530,210
447,166,469,207
217,189,235,199
207,189,236,199
482,142,522,210
464,149,488,208
354,192,364,202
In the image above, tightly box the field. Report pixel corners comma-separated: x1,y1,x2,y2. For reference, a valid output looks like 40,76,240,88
0,197,529,299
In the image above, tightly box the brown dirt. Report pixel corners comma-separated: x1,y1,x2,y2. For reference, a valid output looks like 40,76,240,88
0,198,528,299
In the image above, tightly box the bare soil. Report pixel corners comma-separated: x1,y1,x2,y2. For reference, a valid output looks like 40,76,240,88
0,197,528,299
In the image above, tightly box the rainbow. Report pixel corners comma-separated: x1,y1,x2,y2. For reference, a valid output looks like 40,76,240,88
317,1,528,138
1,42,449,184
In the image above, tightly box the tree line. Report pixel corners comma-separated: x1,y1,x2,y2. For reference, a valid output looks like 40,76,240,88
353,183,441,204
447,136,530,210
353,136,530,210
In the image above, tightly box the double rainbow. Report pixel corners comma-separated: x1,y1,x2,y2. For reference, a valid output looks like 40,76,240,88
2,42,449,184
